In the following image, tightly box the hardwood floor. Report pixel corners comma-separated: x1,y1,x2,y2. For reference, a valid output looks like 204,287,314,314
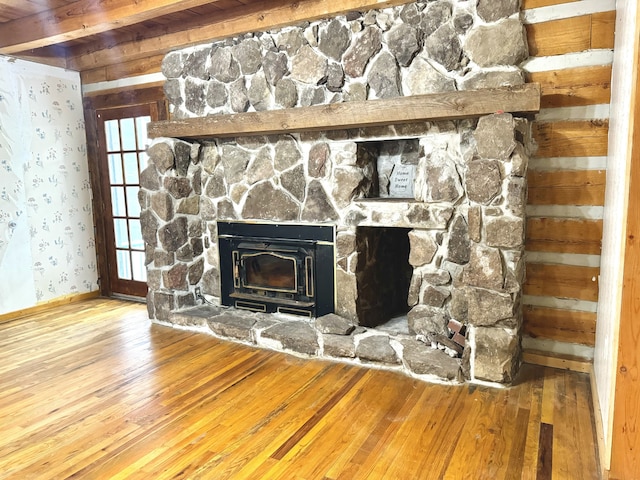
0,299,600,479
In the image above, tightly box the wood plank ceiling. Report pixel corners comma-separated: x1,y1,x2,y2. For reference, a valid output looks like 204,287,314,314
0,0,409,74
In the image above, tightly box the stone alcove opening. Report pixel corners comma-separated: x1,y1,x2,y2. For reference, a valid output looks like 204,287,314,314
355,226,413,331
356,139,420,199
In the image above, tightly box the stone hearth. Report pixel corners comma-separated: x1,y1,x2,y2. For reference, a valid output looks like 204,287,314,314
141,0,535,385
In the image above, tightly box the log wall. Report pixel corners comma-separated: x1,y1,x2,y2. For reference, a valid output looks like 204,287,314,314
81,0,617,359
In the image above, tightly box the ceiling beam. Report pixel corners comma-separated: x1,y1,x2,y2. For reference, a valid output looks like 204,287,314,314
0,0,229,55
66,0,412,72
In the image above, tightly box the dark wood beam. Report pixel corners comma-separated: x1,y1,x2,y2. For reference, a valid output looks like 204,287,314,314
148,84,541,140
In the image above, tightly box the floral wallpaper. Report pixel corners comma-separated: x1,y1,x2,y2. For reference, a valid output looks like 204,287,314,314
0,57,98,314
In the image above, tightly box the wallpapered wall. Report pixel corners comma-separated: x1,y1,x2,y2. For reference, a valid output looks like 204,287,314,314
0,57,98,314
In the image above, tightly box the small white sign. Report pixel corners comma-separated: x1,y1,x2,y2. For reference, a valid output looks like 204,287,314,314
389,164,415,198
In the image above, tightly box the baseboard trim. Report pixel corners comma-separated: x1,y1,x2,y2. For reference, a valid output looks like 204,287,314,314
0,291,101,323
522,348,592,373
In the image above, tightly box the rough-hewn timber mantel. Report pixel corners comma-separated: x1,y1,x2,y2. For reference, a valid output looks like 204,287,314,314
148,84,541,140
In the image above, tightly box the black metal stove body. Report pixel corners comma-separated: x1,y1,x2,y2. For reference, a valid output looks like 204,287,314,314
218,222,335,317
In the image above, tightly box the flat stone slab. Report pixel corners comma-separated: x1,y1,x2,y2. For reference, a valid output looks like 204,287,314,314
208,313,257,343
356,335,400,364
170,305,224,327
315,313,355,335
261,321,319,355
323,334,356,358
401,339,461,381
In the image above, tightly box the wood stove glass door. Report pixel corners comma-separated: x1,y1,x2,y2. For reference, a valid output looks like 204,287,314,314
240,252,297,293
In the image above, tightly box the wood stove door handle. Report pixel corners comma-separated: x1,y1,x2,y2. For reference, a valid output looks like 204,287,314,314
305,256,314,298
232,251,240,288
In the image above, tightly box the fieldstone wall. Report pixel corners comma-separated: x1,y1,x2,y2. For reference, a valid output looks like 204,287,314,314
161,0,528,118
143,0,533,384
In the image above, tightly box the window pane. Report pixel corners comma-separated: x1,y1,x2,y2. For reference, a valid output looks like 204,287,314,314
116,250,132,280
120,118,136,151
129,219,143,251
123,152,139,184
111,187,126,217
126,186,141,218
108,154,123,184
131,251,147,282
139,151,149,172
114,218,129,248
104,120,120,152
136,116,151,149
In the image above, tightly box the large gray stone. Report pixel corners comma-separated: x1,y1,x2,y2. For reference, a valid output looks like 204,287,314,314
466,287,514,326
241,182,300,221
462,245,504,290
229,78,249,113
274,78,299,108
261,321,319,355
405,58,456,95
400,3,422,25
408,230,437,267
405,204,454,229
485,216,524,248
263,51,288,86
459,70,524,90
184,47,211,80
199,142,219,174
158,216,189,252
421,285,450,308
368,51,401,99
299,86,326,107
465,160,502,205
323,334,356,358
474,327,519,383
301,180,338,222
416,154,463,203
274,135,302,171
356,335,400,364
188,258,204,285
420,1,452,37
477,0,520,23
153,292,175,321
247,72,272,111
206,80,228,109
245,147,275,185
140,210,159,247
276,29,305,56
163,79,182,108
140,165,161,191
208,47,241,83
318,19,351,61
401,339,461,380
475,113,517,160
161,51,184,78
316,313,355,335
174,141,192,177
336,269,358,321
425,24,461,71
464,18,528,67
332,169,364,209
290,45,328,85
151,192,174,222
344,26,383,78
148,142,175,173
447,215,470,264
386,24,421,67
507,176,527,216
221,145,251,184
280,164,306,202
163,263,188,290
308,142,330,178
184,77,207,116
208,313,257,342
453,11,474,34
205,168,227,198
233,38,263,75
164,176,193,199
407,305,449,338
327,63,345,92
202,267,220,297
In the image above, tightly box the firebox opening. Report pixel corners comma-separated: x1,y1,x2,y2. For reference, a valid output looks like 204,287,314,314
356,139,420,199
355,226,412,328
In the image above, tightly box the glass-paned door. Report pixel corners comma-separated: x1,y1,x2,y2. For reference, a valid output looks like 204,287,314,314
96,104,157,297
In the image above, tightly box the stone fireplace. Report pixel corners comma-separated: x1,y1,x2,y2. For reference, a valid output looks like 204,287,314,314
140,0,538,385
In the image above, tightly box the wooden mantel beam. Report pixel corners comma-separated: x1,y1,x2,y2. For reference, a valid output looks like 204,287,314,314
0,0,226,55
148,84,541,140
66,0,413,72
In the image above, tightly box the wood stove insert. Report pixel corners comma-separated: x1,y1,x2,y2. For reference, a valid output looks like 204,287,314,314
218,221,335,317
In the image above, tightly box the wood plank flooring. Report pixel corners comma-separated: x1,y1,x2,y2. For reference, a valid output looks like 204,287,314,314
0,299,600,479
